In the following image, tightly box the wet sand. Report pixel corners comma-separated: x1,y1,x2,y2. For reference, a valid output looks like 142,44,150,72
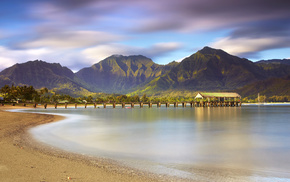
0,105,180,182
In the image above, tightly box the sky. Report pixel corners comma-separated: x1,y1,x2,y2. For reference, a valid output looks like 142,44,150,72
0,0,290,72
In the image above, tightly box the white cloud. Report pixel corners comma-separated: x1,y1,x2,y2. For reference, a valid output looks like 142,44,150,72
151,42,182,53
82,44,132,63
0,46,93,72
0,42,181,72
82,42,183,63
18,31,124,49
210,36,290,57
0,46,52,70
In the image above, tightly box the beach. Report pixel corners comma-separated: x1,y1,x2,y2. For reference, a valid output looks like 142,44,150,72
1,104,290,182
0,105,175,182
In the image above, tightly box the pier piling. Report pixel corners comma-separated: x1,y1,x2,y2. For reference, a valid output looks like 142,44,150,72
149,102,152,108
157,102,161,107
34,100,242,110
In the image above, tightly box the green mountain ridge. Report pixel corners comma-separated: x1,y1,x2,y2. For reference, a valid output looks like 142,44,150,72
236,75,290,98
0,60,93,96
76,55,176,93
256,59,290,65
130,47,286,95
0,47,289,98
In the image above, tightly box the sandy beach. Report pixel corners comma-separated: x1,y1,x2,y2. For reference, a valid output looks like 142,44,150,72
2,104,289,182
0,105,178,182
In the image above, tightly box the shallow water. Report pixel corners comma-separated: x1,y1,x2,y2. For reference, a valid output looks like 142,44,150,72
23,105,290,181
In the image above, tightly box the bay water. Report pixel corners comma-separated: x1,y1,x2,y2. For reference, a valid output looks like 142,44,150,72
21,104,290,181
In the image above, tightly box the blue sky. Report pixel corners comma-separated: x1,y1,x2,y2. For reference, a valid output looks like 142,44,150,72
0,0,290,72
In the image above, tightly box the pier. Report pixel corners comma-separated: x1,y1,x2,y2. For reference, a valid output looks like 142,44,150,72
1,100,242,109
1,92,242,109
35,100,241,109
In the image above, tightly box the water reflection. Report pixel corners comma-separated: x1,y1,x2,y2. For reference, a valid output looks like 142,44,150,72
28,105,290,180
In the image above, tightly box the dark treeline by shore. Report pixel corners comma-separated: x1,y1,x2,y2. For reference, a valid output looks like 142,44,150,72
0,84,289,104
0,84,194,104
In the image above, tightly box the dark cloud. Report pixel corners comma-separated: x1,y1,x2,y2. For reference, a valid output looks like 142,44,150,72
1,0,290,69
48,0,97,9
230,19,290,39
2,0,290,33
177,0,290,17
211,18,290,59
133,0,290,32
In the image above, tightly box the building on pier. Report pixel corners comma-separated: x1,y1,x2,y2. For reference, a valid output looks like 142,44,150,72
195,92,241,102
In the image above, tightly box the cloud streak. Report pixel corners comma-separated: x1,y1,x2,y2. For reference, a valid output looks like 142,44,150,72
210,18,290,58
132,0,290,32
211,36,290,58
15,31,124,49
82,42,183,64
0,0,290,71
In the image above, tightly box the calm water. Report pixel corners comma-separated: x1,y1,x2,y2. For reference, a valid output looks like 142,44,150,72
21,104,290,181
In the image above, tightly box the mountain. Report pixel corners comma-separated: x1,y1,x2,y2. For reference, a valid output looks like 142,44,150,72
255,59,290,78
130,47,273,95
76,55,177,93
256,59,290,65
236,75,290,98
0,60,92,96
0,47,289,98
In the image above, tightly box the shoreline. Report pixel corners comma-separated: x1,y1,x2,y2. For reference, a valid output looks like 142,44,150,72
242,102,290,105
0,105,185,182
2,105,289,181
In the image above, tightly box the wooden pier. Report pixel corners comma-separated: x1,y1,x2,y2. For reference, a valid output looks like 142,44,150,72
36,101,242,109
1,92,242,109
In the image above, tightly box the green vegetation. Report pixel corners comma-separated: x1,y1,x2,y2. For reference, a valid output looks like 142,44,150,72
0,85,197,103
0,84,92,103
0,47,289,101
0,60,94,97
236,76,290,99
242,95,290,103
1,84,288,104
75,55,175,93
0,85,45,103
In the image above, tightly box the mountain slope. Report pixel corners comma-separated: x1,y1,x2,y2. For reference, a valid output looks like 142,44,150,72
255,59,290,78
0,60,92,96
1,48,289,97
256,59,290,65
131,47,269,95
236,75,290,98
76,55,177,93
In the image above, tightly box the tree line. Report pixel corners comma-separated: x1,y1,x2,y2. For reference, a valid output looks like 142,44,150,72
242,95,290,103
0,85,194,104
0,85,46,103
1,85,289,104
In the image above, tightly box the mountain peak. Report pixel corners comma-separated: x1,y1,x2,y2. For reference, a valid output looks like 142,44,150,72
110,54,124,58
107,54,150,60
198,46,227,55
101,55,154,65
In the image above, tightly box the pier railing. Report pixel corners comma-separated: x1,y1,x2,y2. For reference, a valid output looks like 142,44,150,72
33,101,242,109
1,101,242,108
